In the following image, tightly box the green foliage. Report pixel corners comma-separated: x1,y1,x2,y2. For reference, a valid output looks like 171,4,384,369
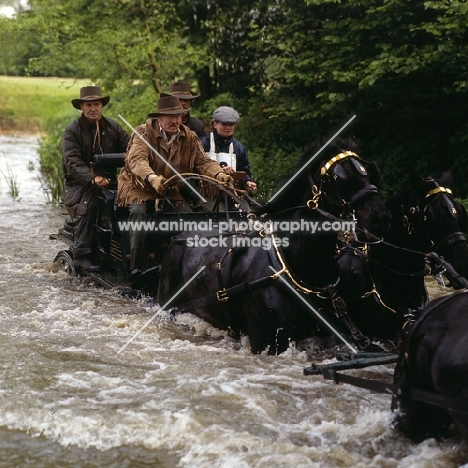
3,0,468,199
37,115,68,204
0,164,20,200
0,15,41,75
26,0,208,94
0,76,84,132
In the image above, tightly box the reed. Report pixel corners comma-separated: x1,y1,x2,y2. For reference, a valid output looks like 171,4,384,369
0,164,20,200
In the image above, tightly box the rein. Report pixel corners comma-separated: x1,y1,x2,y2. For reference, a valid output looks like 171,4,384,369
350,185,467,278
171,151,381,346
163,172,261,208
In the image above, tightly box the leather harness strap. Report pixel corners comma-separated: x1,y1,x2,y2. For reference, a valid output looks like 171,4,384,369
174,271,277,313
171,151,377,342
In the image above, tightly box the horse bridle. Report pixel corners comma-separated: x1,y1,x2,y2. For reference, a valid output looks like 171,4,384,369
406,184,467,253
316,151,380,218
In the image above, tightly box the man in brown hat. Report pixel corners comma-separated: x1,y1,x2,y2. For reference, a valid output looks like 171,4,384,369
62,86,130,271
116,95,231,279
164,81,205,137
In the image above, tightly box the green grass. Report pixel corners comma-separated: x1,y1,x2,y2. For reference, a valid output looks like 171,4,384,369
0,75,88,133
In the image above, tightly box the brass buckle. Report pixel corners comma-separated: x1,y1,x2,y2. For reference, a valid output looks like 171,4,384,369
216,289,229,303
306,185,321,210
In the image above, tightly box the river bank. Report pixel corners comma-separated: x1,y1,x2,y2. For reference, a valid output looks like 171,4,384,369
0,75,84,134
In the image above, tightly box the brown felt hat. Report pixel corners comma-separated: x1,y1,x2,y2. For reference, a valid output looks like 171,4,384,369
148,95,186,118
167,82,200,100
71,86,110,109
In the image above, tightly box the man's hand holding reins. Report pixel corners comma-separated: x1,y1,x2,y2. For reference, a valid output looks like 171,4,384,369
148,174,168,196
216,172,234,186
92,176,110,188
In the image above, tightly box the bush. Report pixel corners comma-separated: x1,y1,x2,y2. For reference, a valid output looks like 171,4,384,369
38,115,72,204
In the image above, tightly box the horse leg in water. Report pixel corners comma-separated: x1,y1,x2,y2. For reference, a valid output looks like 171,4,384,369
336,245,404,342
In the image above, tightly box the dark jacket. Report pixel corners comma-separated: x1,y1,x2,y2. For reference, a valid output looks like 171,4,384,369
200,131,253,181
62,115,129,206
184,115,205,138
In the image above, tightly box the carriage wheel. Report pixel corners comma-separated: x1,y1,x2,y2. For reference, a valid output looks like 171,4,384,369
53,250,78,277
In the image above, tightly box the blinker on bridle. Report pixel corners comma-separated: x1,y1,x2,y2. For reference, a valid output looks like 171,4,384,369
318,151,379,217
408,183,465,251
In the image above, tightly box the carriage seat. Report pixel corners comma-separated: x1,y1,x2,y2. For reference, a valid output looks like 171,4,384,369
91,153,125,189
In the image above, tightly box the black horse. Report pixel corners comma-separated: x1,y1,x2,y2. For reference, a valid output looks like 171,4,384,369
337,170,468,344
392,291,468,442
157,136,391,354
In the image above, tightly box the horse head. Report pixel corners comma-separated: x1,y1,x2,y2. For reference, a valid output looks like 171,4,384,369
312,135,391,241
257,134,391,246
406,169,468,280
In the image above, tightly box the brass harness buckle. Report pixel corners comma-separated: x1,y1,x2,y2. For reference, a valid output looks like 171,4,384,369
216,289,229,303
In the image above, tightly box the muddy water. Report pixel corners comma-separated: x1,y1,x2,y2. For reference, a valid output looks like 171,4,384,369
1,134,468,467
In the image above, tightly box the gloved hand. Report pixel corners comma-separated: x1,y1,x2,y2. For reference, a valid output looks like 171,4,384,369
216,173,234,185
150,175,168,195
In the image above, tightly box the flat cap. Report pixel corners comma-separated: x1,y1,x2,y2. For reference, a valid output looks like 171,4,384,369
212,106,239,124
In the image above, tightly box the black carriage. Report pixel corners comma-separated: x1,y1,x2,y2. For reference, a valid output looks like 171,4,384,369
50,153,255,295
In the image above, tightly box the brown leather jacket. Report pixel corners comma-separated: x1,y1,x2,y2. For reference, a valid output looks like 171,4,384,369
116,119,222,207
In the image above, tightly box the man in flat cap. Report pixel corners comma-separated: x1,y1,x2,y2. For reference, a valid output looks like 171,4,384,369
165,81,205,138
62,86,130,271
117,95,231,279
200,106,257,192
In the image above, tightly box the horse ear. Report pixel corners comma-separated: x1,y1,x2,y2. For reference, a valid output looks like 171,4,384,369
366,161,381,185
439,167,454,188
409,168,426,193
346,132,359,152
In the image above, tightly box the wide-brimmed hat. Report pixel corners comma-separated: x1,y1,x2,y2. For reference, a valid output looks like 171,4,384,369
213,106,240,124
167,82,200,100
71,86,110,110
148,95,186,118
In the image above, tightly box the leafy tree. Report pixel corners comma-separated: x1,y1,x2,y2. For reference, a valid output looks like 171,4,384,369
4,0,468,198
26,0,206,93
253,0,468,195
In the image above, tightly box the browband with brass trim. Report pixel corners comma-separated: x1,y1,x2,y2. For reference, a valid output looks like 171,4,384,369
425,186,453,198
321,151,359,176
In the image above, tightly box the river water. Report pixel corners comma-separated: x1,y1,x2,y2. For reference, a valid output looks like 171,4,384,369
0,134,467,467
